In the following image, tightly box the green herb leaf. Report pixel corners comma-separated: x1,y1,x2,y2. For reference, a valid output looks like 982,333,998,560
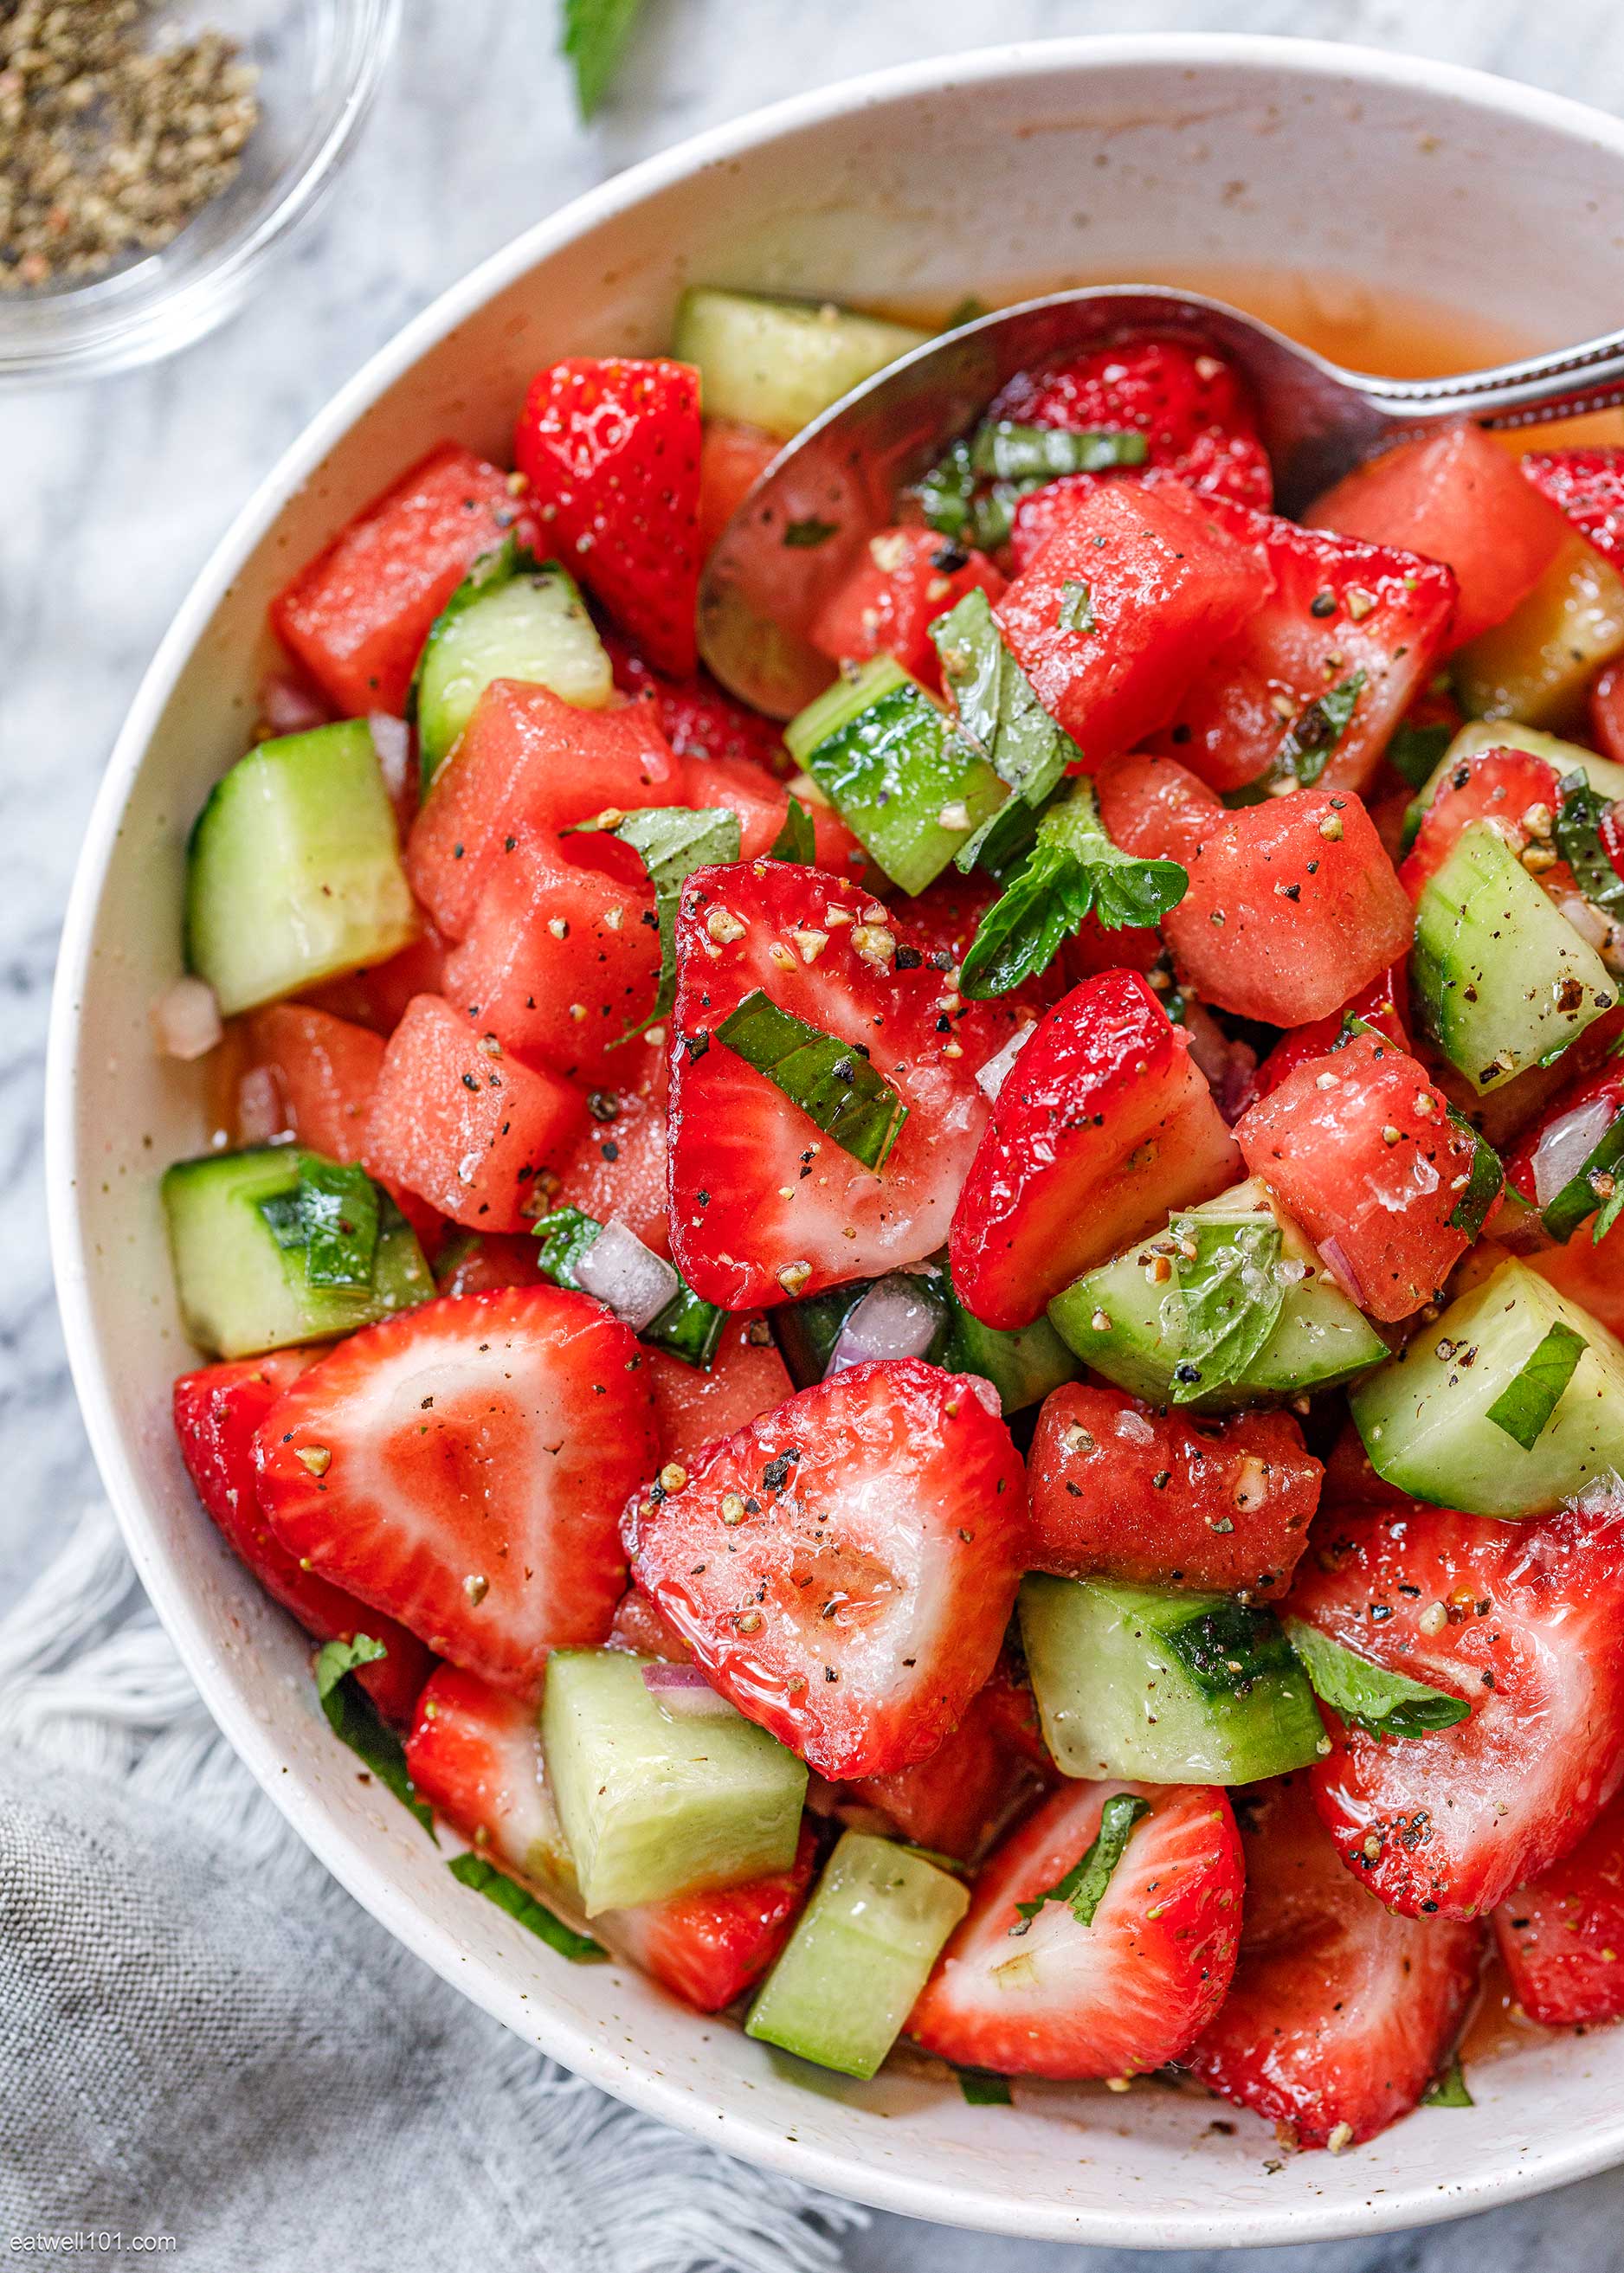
532,1206,604,1288
714,988,909,1171
954,2065,1014,2105
1485,1321,1589,1450
260,1160,380,1290
1421,2057,1474,2109
783,518,838,551
447,1852,608,1961
1556,771,1624,922
1227,671,1368,805
1166,1215,1286,1404
1444,1107,1505,1240
314,1638,436,1838
1010,1793,1150,1935
1541,1098,1624,1243
969,422,1150,482
1386,719,1453,792
769,794,817,864
561,0,648,119
1595,1181,1624,1244
958,781,1187,1000
603,805,741,1039
931,586,1079,808
533,1206,726,1368
1285,1618,1472,1740
914,437,976,543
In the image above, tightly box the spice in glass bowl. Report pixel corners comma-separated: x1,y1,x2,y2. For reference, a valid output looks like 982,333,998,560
0,0,260,292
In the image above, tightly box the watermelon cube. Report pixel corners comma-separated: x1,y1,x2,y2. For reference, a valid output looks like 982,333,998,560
551,1052,673,1258
809,525,1006,691
241,1004,383,1162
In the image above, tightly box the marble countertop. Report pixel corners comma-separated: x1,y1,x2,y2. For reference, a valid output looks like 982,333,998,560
11,0,1624,2264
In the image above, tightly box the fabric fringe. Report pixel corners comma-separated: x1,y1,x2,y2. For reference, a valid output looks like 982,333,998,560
0,1506,865,2273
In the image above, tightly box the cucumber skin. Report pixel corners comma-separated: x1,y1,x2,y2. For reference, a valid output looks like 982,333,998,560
1350,1259,1624,1517
745,1830,968,2079
1019,1574,1326,1787
673,287,928,441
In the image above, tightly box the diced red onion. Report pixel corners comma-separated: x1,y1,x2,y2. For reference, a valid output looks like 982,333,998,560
1549,879,1612,956
236,1065,287,1144
1317,1233,1369,1311
150,976,222,1061
828,1273,941,1374
576,1216,681,1330
976,1021,1035,1102
1531,1094,1618,1208
641,1662,736,1718
1183,1001,1260,1125
368,712,413,807
259,672,332,737
965,1373,1003,1417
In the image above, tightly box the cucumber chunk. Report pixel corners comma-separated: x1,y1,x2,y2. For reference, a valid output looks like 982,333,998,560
790,657,1006,894
1350,1257,1624,1516
939,1261,1079,1412
1412,825,1616,1092
1402,721,1624,854
745,1830,968,2078
185,721,417,1014
539,1649,807,1915
412,540,611,791
163,1147,433,1358
673,287,929,441
1453,528,1624,729
1047,1178,1386,1409
1019,1574,1326,1785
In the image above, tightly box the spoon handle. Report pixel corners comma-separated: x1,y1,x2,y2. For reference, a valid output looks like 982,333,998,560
1348,329,1624,432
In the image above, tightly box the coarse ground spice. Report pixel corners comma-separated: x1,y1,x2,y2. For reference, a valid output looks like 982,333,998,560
0,0,259,292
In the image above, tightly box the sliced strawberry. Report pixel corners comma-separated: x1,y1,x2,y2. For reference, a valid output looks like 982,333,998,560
1399,744,1565,898
601,1825,818,2011
608,1583,693,1662
809,526,1006,692
603,630,790,775
949,971,1239,1330
676,750,865,879
1028,1382,1319,1598
1523,448,1624,569
1493,1789,1624,2027
172,1355,433,1725
1183,1775,1483,2147
551,1049,672,1257
407,679,681,943
1151,502,1456,797
513,357,701,677
698,418,779,556
667,860,1003,1310
1292,1495,1624,1918
1235,1028,1489,1322
256,1286,657,1700
624,1357,1028,1779
1250,962,1411,1104
851,1684,1043,1863
908,1780,1243,2079
995,478,1273,765
646,1313,793,1467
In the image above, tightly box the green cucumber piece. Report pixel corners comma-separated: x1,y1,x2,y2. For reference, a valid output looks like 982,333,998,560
791,658,1006,894
412,539,610,789
1350,1258,1624,1516
1402,720,1624,854
744,1830,968,2078
939,1261,1079,1412
1018,1574,1327,1785
1412,825,1615,1091
673,287,928,441
1047,1178,1386,1410
163,1147,433,1359
539,1649,807,1915
185,720,417,1014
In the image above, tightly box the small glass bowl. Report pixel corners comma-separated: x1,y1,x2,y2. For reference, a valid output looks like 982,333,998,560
0,0,399,386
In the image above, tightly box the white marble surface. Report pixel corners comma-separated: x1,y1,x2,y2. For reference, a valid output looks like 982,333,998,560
11,0,1624,2263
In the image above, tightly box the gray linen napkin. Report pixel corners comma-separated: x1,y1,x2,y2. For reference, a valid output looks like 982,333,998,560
0,1509,861,2271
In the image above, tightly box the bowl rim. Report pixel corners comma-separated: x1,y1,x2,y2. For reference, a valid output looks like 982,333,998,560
46,32,1624,2249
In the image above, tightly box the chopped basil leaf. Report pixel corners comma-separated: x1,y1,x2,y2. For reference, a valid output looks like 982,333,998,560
783,518,838,550
314,1637,436,1838
1385,719,1454,792
931,586,1079,809
1057,579,1096,634
955,787,1044,882
1421,2057,1474,2109
1010,1793,1150,1935
533,1205,726,1368
1556,771,1624,922
1595,1180,1624,1244
596,805,741,1038
914,438,976,543
1284,1618,1472,1740
959,780,1187,1000
769,793,817,864
1485,1321,1589,1450
954,2065,1014,2105
715,988,909,1171
1444,1107,1505,1239
969,422,1149,482
1166,1215,1286,1404
448,1852,607,1961
1541,1099,1624,1243
260,1160,380,1290
561,0,648,119
966,481,1028,553
1227,671,1368,805
532,1205,604,1287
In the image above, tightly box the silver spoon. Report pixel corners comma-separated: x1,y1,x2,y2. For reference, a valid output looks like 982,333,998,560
698,284,1624,718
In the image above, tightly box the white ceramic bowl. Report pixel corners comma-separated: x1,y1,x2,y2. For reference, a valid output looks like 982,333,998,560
48,35,1624,2249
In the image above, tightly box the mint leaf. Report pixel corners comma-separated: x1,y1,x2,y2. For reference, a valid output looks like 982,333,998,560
1444,1107,1504,1240
1165,1215,1286,1403
1422,2057,1474,2109
1556,771,1624,921
969,422,1149,482
769,794,817,864
1386,719,1453,792
715,988,909,1171
1485,1321,1589,1450
260,1159,380,1290
954,2065,1013,2105
533,1205,725,1368
931,586,1079,809
448,1852,607,1961
1285,1618,1472,1740
314,1637,436,1839
1541,1098,1624,1242
1227,671,1368,804
561,0,648,119
914,438,976,543
593,805,740,1039
1010,1792,1150,1935
1595,1180,1624,1244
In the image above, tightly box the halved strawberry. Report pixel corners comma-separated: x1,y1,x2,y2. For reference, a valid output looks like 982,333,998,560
667,860,1003,1310
1183,1775,1483,2147
1523,448,1624,568
851,1684,1044,1863
551,1049,672,1257
908,1780,1243,2079
1151,502,1457,797
1249,961,1411,1104
600,1825,818,2012
1399,744,1566,898
172,1355,433,1725
256,1286,658,1700
608,1582,693,1662
646,1313,793,1467
1493,1789,1624,2027
809,526,1007,692
1292,1495,1624,1918
514,357,702,676
948,971,1241,1331
604,629,789,775
1028,1382,1320,1598
624,1357,1028,1779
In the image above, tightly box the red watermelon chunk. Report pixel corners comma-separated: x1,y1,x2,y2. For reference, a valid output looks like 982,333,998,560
809,525,1006,691
551,1050,673,1257
645,1313,793,1468
677,750,865,877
